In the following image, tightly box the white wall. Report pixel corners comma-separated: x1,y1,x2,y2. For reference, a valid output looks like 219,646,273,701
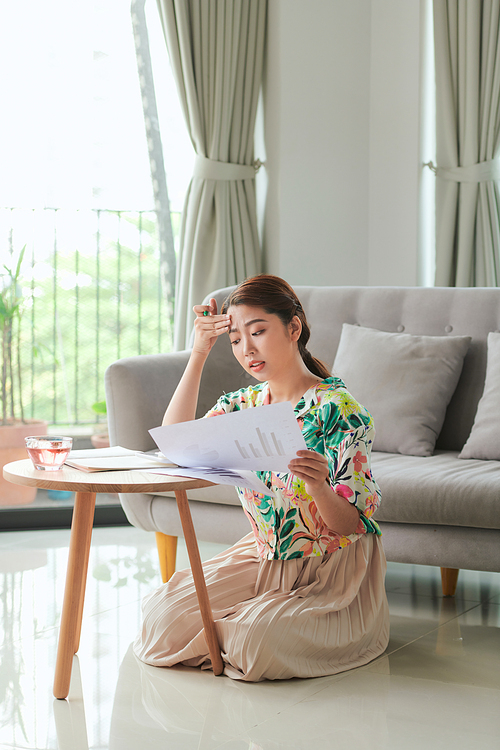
261,0,426,288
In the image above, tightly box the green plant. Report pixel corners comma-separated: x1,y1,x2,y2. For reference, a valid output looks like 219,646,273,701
0,246,27,426
91,400,107,416
91,401,108,444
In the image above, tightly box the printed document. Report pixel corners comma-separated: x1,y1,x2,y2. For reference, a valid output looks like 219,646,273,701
148,402,307,496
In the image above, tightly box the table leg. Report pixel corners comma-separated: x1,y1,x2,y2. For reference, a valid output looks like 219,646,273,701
174,489,224,676
53,491,96,700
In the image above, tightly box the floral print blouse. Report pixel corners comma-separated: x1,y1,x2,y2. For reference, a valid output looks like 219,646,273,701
204,377,382,560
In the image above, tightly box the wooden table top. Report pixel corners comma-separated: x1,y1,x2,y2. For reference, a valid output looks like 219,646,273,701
3,459,215,494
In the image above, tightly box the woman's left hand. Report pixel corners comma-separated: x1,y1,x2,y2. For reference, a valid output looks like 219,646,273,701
288,449,330,498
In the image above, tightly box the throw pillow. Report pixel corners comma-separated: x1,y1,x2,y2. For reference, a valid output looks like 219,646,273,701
459,331,500,460
332,324,471,457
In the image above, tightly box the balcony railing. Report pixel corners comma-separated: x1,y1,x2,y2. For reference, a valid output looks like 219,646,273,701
1,207,179,426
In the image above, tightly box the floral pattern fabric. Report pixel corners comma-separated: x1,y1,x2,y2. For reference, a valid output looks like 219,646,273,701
204,377,382,560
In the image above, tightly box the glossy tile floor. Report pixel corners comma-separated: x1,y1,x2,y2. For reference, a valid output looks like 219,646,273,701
1,525,499,750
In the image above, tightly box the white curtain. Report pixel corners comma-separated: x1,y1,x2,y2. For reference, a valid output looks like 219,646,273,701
156,0,267,349
433,0,500,286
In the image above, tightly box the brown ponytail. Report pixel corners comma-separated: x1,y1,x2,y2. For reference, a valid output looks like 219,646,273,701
222,275,330,380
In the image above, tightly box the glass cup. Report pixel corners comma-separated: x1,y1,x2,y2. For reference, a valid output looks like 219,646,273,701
25,436,73,471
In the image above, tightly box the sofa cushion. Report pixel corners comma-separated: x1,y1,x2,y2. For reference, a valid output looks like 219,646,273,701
459,332,500,460
332,324,471,456
371,451,500,529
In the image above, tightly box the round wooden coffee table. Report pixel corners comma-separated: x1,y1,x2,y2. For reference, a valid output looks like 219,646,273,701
3,459,222,699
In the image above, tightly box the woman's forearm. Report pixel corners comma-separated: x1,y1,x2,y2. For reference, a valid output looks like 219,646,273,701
288,450,361,536
163,299,230,426
311,483,360,537
162,350,208,425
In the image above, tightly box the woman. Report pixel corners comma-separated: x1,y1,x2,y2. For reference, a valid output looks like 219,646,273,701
134,275,389,681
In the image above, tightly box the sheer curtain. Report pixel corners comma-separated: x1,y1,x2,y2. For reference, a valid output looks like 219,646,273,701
433,0,500,286
156,0,267,348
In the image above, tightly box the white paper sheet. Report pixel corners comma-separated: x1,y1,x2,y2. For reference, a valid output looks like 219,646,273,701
147,402,307,495
148,466,275,496
68,446,137,459
149,402,306,473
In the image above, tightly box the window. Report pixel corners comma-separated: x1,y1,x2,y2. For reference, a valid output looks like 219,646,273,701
0,0,194,428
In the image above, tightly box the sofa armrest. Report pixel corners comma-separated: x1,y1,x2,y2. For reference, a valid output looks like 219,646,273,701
105,351,191,451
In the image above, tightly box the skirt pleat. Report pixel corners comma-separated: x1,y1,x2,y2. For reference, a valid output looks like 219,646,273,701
134,532,389,681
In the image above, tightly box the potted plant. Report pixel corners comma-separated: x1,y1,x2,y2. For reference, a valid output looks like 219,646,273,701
91,399,109,448
0,246,48,504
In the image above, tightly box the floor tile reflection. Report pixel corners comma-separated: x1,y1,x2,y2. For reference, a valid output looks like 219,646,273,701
369,602,500,689
229,667,500,750
0,526,499,750
384,561,500,603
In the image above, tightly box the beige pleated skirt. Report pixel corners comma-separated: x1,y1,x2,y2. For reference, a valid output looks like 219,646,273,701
134,532,389,682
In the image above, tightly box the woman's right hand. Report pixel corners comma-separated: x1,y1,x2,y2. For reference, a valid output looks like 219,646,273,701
192,298,231,355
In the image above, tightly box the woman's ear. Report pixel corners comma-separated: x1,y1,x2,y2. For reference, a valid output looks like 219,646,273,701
289,315,302,342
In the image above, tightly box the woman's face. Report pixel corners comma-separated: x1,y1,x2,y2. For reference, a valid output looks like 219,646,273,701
227,304,301,381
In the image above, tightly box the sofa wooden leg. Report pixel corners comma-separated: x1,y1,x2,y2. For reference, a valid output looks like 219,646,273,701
155,533,178,583
440,567,459,597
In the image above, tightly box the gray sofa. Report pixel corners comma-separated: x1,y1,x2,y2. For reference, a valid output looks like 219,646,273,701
105,285,500,596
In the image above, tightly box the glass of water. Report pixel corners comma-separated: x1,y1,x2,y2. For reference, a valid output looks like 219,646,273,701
25,436,73,471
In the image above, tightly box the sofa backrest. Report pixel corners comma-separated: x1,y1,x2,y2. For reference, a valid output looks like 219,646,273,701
202,285,500,451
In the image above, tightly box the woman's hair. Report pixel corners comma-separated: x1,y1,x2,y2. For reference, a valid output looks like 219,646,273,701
221,274,330,380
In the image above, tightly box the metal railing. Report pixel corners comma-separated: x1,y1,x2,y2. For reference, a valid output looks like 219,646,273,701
1,207,179,426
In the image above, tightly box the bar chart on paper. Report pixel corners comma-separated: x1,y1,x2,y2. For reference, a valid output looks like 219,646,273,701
235,427,285,460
